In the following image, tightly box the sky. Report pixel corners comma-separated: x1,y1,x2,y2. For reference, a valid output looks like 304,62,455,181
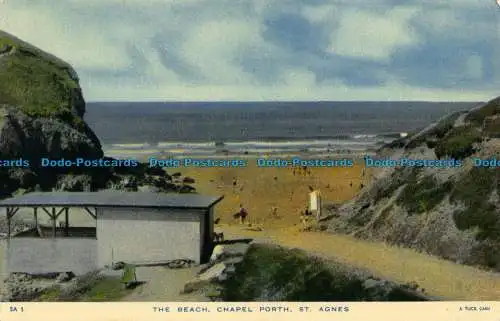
1,0,500,102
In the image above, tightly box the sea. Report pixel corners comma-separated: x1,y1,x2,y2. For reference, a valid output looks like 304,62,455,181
85,101,477,157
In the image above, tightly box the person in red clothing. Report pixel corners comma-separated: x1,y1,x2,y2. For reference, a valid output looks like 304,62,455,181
238,204,248,225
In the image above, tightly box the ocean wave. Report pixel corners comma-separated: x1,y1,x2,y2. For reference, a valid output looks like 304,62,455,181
102,134,402,156
156,141,216,149
107,143,153,149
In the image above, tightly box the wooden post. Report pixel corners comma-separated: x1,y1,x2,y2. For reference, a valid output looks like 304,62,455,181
52,207,56,237
65,207,69,236
7,208,11,238
317,191,322,220
34,207,38,230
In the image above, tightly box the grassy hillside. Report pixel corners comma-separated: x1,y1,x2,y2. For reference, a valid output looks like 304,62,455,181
220,244,430,301
328,96,500,271
0,30,84,125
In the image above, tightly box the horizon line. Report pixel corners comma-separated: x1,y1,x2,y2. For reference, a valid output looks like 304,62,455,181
86,100,485,103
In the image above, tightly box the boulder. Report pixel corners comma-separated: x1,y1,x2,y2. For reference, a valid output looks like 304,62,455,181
183,262,228,293
209,243,250,263
56,272,74,283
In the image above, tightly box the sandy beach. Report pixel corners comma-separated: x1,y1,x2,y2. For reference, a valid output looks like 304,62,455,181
135,151,371,228
2,150,372,230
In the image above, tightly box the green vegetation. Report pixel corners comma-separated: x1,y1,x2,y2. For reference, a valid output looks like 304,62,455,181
434,126,482,160
450,167,500,242
0,32,83,126
221,244,427,301
483,116,500,138
37,271,134,301
405,112,462,149
396,174,453,215
384,137,406,149
465,97,500,125
468,241,500,270
82,277,132,301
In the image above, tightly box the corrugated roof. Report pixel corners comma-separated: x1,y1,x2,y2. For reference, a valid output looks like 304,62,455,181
0,191,224,209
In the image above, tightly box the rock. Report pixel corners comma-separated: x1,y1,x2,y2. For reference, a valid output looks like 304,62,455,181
183,262,228,293
183,279,211,294
0,105,103,164
112,261,126,270
56,272,74,283
223,257,244,265
166,259,195,269
224,265,236,274
210,245,226,262
199,263,227,281
0,31,107,193
183,176,196,184
209,243,250,263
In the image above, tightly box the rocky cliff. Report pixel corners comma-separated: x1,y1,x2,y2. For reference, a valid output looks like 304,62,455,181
327,97,500,271
0,30,193,196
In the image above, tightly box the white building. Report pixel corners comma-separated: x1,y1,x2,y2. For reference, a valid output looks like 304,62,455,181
0,191,223,275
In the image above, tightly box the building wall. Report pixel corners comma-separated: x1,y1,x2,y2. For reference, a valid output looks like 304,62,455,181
6,238,97,275
199,212,205,257
96,207,206,267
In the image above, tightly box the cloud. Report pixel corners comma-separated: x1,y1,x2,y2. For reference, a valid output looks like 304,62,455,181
179,19,262,85
328,7,421,62
0,0,499,101
1,3,134,70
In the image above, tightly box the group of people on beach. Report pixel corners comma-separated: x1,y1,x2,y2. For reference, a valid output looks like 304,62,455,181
292,165,311,176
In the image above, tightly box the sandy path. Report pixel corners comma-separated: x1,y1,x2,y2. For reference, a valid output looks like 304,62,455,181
220,225,500,301
121,266,209,302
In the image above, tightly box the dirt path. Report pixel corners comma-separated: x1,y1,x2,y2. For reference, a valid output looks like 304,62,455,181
220,225,500,301
121,266,209,302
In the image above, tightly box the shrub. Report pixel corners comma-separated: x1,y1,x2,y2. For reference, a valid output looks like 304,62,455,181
396,175,453,214
450,167,496,206
221,244,428,301
450,167,500,242
434,126,482,160
483,116,500,138
465,97,500,125
452,204,500,241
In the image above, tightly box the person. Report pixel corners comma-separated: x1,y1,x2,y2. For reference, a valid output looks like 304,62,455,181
271,206,278,218
300,206,313,230
238,204,248,225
